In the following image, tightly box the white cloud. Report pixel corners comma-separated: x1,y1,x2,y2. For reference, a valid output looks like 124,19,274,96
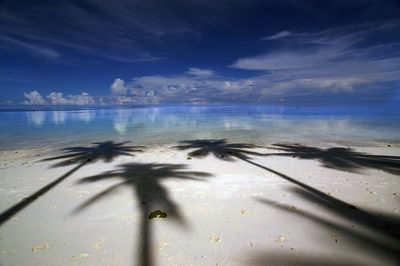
23,90,46,105
230,21,400,98
129,74,228,103
261,30,291,40
0,1,202,62
68,92,95,105
0,35,60,59
47,92,95,105
97,20,400,105
114,95,134,105
110,78,128,95
231,47,342,70
47,92,68,104
186,67,214,77
223,81,240,90
259,77,369,97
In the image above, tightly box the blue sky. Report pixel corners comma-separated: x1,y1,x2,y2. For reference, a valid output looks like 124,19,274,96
1,0,400,105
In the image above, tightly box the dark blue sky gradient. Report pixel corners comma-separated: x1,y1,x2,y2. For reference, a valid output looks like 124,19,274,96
1,0,400,105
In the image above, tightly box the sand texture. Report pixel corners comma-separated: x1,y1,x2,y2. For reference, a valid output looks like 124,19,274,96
0,140,399,265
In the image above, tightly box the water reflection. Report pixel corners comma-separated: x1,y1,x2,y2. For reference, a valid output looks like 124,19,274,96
26,111,45,126
77,110,94,123
7,105,399,148
223,119,253,130
142,107,159,123
113,109,130,135
111,108,161,135
52,111,67,124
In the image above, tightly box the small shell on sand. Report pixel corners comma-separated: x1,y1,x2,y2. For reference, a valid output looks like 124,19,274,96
70,253,89,260
155,242,169,250
92,239,106,250
210,235,222,243
239,210,251,215
32,242,51,252
275,236,286,243
331,234,339,243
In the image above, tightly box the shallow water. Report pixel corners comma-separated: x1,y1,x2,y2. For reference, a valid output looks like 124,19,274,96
0,104,399,150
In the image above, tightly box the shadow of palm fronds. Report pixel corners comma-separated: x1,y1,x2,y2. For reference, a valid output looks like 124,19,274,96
268,144,400,175
73,162,211,266
41,141,144,167
0,141,143,226
174,139,263,161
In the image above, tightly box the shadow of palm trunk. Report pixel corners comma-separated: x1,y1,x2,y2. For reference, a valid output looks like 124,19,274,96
241,157,336,204
73,163,210,266
175,139,399,238
241,157,400,239
0,162,86,226
139,204,152,266
0,141,142,227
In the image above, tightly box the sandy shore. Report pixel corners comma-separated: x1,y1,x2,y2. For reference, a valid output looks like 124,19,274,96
0,141,399,265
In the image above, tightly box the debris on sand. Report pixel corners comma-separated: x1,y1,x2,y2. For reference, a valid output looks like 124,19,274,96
149,210,167,219
32,242,51,252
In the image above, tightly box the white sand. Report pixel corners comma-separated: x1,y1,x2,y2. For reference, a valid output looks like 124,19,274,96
0,143,399,265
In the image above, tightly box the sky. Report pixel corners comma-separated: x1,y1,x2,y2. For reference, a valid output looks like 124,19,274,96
1,0,400,106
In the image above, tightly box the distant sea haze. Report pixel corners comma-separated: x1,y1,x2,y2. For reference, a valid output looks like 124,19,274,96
0,104,399,150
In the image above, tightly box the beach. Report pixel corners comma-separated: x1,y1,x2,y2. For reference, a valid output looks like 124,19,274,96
2,0,400,264
0,140,399,265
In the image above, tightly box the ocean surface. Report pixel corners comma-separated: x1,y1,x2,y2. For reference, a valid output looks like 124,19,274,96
0,104,399,150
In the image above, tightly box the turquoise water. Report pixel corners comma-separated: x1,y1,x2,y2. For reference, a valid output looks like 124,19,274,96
0,104,399,150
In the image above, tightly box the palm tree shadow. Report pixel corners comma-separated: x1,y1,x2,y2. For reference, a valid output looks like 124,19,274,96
0,141,143,226
174,139,264,161
249,144,400,264
288,186,400,239
175,139,400,239
72,162,211,266
256,195,400,262
268,144,400,175
42,141,144,167
174,139,338,195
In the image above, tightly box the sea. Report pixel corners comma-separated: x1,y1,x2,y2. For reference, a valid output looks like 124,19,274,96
0,104,399,150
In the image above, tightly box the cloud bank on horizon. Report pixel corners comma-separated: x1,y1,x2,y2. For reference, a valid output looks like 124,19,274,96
1,0,400,105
